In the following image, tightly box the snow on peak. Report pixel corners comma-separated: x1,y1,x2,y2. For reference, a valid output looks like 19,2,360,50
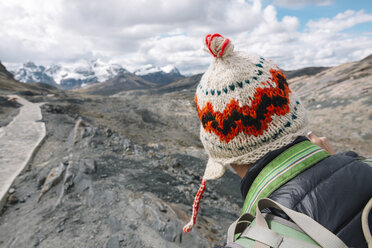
23,61,38,69
134,64,180,76
161,65,179,74
12,60,182,89
12,60,128,88
134,64,161,76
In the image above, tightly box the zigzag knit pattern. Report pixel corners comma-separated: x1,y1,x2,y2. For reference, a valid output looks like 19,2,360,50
196,69,291,143
195,34,308,181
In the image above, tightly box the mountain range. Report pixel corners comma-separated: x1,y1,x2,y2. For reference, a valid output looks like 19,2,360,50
5,55,370,97
10,60,184,90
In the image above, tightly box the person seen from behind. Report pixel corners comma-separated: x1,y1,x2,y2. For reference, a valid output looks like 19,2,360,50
182,33,372,248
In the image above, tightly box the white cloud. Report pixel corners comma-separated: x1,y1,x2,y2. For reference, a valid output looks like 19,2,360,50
274,0,334,7
0,0,372,75
307,10,372,33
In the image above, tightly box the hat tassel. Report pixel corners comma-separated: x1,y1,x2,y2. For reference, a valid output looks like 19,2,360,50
183,179,207,233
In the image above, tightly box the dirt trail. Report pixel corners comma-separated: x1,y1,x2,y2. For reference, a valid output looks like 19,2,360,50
0,95,46,210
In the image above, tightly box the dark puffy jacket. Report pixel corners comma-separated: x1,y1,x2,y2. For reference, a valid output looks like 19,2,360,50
241,137,372,248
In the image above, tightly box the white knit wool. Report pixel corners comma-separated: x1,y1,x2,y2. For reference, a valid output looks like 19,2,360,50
204,35,234,58
196,53,271,112
196,35,309,180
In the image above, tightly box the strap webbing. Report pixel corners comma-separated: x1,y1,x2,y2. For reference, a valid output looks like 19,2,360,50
362,197,372,248
254,198,348,248
241,141,329,215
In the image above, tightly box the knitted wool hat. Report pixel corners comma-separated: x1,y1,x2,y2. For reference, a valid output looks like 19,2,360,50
183,34,308,233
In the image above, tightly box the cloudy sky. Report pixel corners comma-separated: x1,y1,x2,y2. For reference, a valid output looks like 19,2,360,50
1,0,371,74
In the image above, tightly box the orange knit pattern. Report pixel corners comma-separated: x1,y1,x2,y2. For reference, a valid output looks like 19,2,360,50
195,69,291,143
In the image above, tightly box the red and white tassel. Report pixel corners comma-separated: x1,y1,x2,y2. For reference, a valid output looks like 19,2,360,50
183,179,207,233
204,33,231,58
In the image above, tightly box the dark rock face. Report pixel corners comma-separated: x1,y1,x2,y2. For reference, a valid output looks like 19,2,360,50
0,62,14,80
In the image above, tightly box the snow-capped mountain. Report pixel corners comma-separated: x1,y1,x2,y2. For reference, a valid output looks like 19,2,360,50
11,61,183,89
12,60,129,90
13,61,57,86
134,64,180,76
134,64,184,86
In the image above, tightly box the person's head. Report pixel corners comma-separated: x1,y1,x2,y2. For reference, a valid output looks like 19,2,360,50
196,34,308,181
183,33,309,233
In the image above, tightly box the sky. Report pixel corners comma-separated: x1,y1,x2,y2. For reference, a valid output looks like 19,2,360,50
0,0,371,75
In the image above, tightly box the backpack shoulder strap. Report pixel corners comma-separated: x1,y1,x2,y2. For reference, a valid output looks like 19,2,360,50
254,198,348,248
241,141,329,215
362,197,372,248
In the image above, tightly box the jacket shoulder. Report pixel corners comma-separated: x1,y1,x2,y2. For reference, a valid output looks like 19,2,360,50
269,152,372,247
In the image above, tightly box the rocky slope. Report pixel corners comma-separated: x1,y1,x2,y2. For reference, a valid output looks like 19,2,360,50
289,54,372,154
0,92,242,248
0,61,242,246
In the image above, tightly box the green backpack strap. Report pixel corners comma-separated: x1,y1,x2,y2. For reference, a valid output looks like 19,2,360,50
241,141,329,215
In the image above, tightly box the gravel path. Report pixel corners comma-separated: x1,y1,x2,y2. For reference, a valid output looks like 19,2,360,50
0,95,46,210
